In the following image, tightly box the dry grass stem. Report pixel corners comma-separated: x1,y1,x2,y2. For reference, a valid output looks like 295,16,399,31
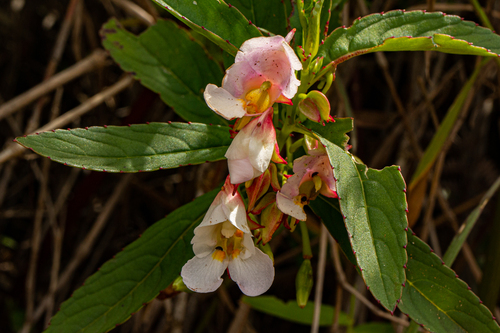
0,49,107,122
111,0,156,26
311,224,328,333
0,75,134,165
328,235,410,327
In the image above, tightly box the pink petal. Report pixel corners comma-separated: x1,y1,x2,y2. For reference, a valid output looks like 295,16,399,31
203,84,246,119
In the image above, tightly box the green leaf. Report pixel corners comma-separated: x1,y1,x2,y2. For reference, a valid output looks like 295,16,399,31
45,189,218,333
153,0,262,55
309,196,356,266
398,229,500,333
318,10,500,70
100,18,226,126
241,295,352,326
229,0,291,37
316,135,407,311
15,123,231,173
301,117,353,149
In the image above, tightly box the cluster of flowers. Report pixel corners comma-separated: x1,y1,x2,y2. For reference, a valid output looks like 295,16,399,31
181,31,337,296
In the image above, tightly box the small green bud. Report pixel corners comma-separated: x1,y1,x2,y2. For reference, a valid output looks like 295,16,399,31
296,259,314,308
173,275,191,293
298,90,332,123
304,0,323,59
311,57,324,74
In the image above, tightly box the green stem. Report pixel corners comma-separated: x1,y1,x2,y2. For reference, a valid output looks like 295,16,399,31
299,220,313,259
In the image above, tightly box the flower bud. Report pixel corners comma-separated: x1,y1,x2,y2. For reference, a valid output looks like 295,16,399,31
311,56,323,75
246,169,271,211
297,90,332,123
173,275,191,293
260,202,285,244
296,259,313,308
304,1,322,59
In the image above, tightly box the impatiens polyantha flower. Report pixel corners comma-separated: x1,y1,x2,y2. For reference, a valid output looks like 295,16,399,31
204,30,302,120
225,109,285,184
276,149,337,221
181,176,274,297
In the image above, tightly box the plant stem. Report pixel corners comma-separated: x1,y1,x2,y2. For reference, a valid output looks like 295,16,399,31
300,220,313,259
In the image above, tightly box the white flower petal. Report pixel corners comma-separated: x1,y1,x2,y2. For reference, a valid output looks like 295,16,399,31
228,248,275,296
226,157,259,184
181,254,228,293
192,225,218,257
204,84,247,119
223,198,250,233
276,191,307,221
198,203,227,228
240,232,256,260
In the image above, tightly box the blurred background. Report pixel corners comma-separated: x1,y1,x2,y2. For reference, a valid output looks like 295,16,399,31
0,0,499,332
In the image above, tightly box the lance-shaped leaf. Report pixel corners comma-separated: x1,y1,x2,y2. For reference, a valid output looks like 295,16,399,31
398,230,500,333
153,0,261,55
317,10,500,71
315,134,408,311
100,18,226,126
15,123,232,173
45,189,218,333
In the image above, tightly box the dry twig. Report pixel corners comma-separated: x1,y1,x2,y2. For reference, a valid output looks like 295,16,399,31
0,49,107,122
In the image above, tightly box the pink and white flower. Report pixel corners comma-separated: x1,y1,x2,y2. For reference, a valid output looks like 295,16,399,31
276,150,337,220
225,109,283,184
204,31,302,120
181,176,274,296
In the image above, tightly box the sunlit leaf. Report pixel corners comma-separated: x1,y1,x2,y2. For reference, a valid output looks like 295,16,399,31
314,133,408,311
399,230,500,333
16,123,231,173
153,0,261,55
318,10,500,70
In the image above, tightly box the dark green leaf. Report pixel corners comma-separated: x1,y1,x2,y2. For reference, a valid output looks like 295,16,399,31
309,196,356,266
242,295,352,326
229,0,291,37
45,189,218,333
16,123,231,173
399,230,500,333
316,135,407,311
301,117,353,149
153,0,262,55
100,18,226,125
318,10,500,70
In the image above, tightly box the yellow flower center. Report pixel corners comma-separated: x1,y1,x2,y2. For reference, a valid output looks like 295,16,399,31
245,81,272,114
214,222,246,260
